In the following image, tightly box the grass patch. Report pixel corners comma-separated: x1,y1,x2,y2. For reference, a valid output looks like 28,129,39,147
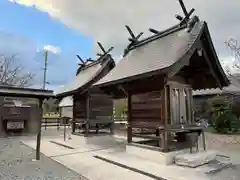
43,114,60,118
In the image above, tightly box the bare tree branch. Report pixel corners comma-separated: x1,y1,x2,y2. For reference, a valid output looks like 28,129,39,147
225,38,240,74
0,54,35,87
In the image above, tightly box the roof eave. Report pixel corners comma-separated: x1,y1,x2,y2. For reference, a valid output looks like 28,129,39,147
95,67,169,89
203,21,230,87
57,57,115,98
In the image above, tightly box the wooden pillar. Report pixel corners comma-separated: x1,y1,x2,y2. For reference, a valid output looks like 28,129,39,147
36,98,43,160
163,86,168,152
189,89,194,123
127,92,132,143
202,130,206,150
85,93,90,136
63,117,67,141
72,96,76,133
168,85,173,125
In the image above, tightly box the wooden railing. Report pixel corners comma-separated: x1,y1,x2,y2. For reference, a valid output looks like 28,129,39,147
41,117,71,130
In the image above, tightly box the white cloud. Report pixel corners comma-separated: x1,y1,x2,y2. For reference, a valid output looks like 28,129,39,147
43,44,61,54
9,0,240,59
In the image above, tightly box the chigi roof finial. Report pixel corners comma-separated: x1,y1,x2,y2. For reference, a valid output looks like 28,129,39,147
96,41,114,57
76,55,86,67
125,25,143,44
176,0,195,25
123,25,144,56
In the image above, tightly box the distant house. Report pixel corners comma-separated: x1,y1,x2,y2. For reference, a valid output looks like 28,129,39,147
59,96,73,118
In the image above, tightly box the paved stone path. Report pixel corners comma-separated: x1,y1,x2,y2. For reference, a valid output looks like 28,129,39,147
0,137,88,180
2,129,240,180
208,164,240,180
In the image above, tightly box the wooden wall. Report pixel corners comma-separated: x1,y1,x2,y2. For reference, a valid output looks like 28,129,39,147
131,91,163,127
74,88,113,125
89,88,113,124
75,96,86,121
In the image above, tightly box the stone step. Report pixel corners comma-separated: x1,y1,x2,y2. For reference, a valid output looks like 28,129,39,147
174,151,217,168
196,155,233,175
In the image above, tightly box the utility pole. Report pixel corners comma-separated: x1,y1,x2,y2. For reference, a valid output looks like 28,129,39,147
43,50,48,90
36,50,48,160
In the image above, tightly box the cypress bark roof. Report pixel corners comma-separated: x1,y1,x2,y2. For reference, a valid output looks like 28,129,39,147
95,20,229,89
56,54,115,97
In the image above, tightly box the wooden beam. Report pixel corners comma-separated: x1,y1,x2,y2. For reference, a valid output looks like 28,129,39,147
85,93,90,136
36,98,43,160
175,14,183,21
118,85,127,96
149,28,160,34
133,134,162,140
72,96,76,133
127,92,132,143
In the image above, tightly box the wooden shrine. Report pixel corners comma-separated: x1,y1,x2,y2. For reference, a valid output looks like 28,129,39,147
95,0,229,152
56,42,115,135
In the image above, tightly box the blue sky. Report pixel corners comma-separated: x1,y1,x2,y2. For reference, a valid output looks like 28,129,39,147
0,0,94,90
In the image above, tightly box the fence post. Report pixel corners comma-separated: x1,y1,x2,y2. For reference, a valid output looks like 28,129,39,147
45,118,47,130
57,118,60,130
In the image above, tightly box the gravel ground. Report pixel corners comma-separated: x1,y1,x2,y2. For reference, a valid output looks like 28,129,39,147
0,137,88,180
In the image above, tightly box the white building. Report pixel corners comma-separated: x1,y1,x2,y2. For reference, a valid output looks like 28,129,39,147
59,96,73,118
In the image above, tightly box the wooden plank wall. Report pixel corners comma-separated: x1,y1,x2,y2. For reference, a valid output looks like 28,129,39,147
74,89,113,125
75,96,86,120
131,91,163,127
89,89,113,124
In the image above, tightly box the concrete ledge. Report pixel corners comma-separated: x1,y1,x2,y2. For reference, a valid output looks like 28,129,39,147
126,143,190,165
175,151,216,168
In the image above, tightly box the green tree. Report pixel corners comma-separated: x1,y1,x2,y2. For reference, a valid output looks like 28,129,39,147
207,96,239,133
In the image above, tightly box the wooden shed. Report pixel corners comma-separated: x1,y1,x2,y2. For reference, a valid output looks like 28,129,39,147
56,43,115,135
95,1,229,152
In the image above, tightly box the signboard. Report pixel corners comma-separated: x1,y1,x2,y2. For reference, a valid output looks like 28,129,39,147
7,121,24,130
10,108,21,115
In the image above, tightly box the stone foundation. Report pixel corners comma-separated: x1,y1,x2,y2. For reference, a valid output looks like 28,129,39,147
126,143,190,165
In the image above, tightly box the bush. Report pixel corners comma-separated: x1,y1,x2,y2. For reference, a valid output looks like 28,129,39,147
208,96,240,133
213,109,238,133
